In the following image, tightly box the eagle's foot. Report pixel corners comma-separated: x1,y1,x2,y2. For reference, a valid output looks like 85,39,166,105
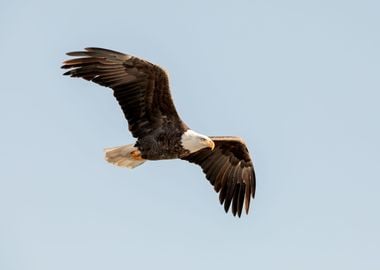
130,149,143,160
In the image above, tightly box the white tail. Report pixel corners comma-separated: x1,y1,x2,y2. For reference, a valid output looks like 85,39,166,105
104,144,146,169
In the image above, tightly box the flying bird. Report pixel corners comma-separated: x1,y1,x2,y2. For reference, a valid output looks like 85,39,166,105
62,47,256,217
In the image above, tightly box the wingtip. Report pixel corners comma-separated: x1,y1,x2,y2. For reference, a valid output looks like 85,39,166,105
61,62,72,69
84,47,125,55
66,51,83,56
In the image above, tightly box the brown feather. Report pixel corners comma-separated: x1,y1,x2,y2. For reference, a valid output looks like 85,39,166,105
182,137,255,217
62,47,187,139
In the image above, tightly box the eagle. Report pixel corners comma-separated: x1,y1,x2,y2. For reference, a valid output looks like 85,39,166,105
62,47,256,217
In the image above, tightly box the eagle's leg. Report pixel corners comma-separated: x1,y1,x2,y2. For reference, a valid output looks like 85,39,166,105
104,144,146,169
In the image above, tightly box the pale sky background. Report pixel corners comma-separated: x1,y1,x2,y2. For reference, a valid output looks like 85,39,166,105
0,0,379,269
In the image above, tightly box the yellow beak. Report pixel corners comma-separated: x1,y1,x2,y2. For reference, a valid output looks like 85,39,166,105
207,139,215,150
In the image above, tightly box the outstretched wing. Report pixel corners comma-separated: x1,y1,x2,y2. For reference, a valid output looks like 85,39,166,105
62,47,187,138
182,136,255,217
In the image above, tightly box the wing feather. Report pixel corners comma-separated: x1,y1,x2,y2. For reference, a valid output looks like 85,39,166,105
182,137,256,217
62,47,187,138
214,157,230,192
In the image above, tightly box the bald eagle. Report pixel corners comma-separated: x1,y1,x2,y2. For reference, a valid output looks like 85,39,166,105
62,47,256,217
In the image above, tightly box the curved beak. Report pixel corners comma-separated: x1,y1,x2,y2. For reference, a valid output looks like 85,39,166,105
207,139,215,151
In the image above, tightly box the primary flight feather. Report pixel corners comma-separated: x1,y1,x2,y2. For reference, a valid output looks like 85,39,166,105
62,47,256,217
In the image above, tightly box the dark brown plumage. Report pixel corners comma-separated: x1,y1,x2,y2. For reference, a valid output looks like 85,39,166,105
62,47,256,217
182,137,255,217
62,47,187,139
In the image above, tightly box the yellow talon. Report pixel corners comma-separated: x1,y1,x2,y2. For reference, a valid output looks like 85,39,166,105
130,150,143,160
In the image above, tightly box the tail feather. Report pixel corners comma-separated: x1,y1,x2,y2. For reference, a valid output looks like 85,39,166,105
104,144,146,169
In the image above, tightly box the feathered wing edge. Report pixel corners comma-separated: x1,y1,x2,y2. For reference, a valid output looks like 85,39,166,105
61,47,187,138
182,137,256,217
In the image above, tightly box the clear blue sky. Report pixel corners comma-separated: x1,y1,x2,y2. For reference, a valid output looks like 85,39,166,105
1,0,379,269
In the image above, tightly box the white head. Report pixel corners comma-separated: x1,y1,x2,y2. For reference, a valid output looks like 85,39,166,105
181,129,215,153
